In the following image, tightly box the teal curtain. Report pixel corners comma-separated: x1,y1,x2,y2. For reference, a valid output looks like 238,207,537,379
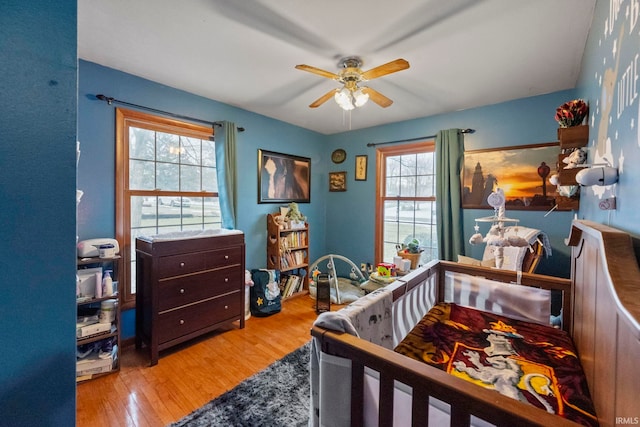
215,121,237,229
435,129,465,260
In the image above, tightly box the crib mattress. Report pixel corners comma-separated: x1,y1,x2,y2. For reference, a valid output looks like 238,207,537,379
395,303,598,426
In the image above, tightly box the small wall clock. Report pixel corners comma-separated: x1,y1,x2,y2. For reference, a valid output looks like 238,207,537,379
331,149,346,164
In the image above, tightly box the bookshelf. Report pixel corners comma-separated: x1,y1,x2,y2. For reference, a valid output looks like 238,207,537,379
266,213,309,298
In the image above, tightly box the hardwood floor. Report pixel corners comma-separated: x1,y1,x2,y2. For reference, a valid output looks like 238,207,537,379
77,295,320,427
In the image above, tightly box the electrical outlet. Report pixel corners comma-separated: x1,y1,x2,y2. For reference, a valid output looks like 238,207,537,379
599,197,616,210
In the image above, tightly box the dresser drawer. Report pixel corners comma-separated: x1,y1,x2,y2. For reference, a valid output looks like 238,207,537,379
158,252,206,278
158,246,243,278
205,246,243,270
157,291,242,344
158,266,243,311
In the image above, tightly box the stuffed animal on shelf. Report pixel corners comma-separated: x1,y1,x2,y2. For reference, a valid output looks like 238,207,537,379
273,214,289,230
285,202,306,222
549,174,579,197
562,148,587,169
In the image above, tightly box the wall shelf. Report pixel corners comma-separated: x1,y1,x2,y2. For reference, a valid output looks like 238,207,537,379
551,125,588,209
558,124,589,149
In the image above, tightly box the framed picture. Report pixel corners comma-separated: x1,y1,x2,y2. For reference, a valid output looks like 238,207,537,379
329,171,347,192
355,155,368,181
258,149,311,203
462,142,566,210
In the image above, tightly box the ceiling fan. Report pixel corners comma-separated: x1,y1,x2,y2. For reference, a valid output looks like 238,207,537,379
295,57,410,110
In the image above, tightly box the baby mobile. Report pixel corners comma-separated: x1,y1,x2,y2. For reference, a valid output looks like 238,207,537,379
468,188,529,269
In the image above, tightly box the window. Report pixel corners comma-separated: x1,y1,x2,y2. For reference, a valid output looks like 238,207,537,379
116,109,221,308
375,142,437,266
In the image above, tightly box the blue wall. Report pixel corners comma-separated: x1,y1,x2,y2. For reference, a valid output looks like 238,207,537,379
573,0,640,232
0,1,78,425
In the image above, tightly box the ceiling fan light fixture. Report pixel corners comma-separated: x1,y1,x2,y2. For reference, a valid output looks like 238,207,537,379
334,87,354,110
353,87,369,107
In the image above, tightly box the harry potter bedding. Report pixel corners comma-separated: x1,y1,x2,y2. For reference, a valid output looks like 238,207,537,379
395,302,598,427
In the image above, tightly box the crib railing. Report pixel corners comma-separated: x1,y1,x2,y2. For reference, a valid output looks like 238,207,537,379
312,327,581,427
311,260,576,427
388,263,438,347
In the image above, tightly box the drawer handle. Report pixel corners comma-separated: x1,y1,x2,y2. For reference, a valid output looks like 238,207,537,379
179,319,185,325
180,262,185,267
180,288,185,294
224,305,228,310
224,255,229,259
224,277,229,282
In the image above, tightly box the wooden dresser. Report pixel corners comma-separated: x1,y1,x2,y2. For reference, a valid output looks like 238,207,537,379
135,231,245,365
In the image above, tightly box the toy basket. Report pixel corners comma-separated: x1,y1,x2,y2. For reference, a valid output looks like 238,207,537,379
397,251,421,269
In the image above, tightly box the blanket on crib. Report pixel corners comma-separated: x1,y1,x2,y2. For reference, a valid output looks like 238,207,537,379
395,303,598,426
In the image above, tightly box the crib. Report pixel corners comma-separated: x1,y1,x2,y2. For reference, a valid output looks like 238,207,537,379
310,220,640,426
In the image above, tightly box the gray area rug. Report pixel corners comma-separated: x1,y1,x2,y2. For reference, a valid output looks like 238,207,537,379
169,342,311,427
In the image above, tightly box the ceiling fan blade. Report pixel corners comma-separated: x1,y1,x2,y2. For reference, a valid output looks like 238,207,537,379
309,89,338,108
295,64,339,80
361,59,410,80
362,87,393,108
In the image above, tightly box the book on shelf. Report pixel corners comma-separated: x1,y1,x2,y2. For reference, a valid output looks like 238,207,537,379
279,251,294,269
281,274,303,297
291,275,301,297
283,275,295,297
294,275,304,294
278,274,289,293
279,250,305,269
284,230,307,248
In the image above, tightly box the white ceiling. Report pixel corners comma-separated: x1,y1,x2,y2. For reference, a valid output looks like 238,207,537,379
78,0,596,135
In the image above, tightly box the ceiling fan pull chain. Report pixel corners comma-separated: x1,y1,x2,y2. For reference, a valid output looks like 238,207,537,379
342,109,352,131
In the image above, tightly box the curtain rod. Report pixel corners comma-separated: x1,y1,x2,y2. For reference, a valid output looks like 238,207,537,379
94,94,245,132
366,128,474,147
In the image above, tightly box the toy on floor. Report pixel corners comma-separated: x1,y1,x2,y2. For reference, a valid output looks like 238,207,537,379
308,254,367,304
